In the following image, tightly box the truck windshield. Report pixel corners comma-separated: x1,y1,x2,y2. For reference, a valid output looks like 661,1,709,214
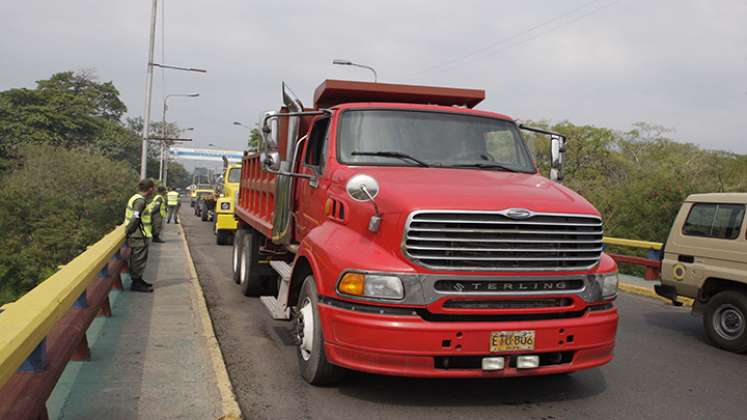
338,109,535,173
227,168,241,183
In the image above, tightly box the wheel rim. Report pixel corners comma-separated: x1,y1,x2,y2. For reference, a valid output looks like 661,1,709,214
713,303,745,340
240,249,247,285
298,297,314,361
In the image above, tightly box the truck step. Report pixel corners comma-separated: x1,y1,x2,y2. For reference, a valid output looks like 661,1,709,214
270,260,292,281
260,296,290,320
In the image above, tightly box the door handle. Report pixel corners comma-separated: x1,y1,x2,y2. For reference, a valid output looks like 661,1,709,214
678,255,694,263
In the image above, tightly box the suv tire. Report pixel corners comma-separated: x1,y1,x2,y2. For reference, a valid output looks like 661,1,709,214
703,290,747,353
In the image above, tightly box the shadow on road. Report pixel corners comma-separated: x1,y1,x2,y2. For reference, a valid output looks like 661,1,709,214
642,311,704,338
337,369,607,407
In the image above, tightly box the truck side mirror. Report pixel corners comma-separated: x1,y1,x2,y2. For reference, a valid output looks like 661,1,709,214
261,151,280,171
550,135,565,182
259,111,281,171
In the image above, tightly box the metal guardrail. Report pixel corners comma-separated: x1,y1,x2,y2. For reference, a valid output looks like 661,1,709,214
0,225,127,420
602,236,663,251
602,236,663,280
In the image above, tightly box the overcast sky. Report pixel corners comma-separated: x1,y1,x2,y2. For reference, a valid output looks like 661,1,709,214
1,0,746,162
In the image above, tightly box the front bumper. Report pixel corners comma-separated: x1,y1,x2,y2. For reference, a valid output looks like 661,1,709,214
215,212,237,231
319,302,617,378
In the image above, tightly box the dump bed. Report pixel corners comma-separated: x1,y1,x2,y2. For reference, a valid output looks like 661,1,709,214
235,152,276,239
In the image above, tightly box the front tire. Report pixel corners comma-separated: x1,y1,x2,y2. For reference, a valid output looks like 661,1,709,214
704,290,747,353
295,275,345,386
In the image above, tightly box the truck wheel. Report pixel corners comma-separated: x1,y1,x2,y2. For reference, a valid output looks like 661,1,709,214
200,202,208,222
216,230,231,246
232,230,245,284
295,275,345,386
239,229,272,296
703,291,747,353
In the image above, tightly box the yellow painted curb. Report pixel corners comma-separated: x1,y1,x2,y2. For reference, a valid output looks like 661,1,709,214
618,281,693,307
178,224,243,420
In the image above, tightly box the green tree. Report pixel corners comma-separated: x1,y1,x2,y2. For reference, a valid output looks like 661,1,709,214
249,128,261,151
0,145,138,304
0,71,133,166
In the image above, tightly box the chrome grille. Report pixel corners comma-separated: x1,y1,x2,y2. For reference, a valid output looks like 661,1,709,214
403,211,604,271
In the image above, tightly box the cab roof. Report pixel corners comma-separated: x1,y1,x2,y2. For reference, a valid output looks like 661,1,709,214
314,79,485,109
686,193,747,204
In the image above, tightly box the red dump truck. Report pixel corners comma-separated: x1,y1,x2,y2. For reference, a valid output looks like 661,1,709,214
233,80,619,385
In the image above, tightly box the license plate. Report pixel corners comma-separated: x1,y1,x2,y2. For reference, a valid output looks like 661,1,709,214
490,330,535,352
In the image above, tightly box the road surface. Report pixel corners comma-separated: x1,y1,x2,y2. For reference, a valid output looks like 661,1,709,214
180,207,747,420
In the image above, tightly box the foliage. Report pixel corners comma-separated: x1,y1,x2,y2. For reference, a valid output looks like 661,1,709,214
525,121,747,243
0,71,137,168
249,128,261,151
0,145,138,305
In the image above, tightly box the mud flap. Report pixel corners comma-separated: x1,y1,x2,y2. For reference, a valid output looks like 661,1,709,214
655,284,683,307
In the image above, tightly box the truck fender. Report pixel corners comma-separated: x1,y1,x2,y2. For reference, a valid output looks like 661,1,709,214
287,222,416,306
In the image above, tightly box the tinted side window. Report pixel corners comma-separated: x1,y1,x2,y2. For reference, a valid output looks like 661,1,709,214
305,118,330,168
683,203,745,239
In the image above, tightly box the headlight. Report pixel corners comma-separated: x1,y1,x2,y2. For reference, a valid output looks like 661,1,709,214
590,272,618,300
338,272,404,300
602,273,618,299
220,202,230,210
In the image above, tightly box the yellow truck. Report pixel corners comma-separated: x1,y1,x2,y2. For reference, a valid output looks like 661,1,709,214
213,163,242,245
190,184,214,216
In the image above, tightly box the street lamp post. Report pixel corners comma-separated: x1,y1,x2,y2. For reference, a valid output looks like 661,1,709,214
139,0,207,179
160,93,199,185
233,121,252,129
332,59,378,82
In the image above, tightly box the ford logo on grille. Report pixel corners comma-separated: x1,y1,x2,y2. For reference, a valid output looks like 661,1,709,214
504,208,533,219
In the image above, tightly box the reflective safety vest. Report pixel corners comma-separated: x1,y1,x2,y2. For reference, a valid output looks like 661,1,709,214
167,191,179,206
151,194,167,218
124,193,152,238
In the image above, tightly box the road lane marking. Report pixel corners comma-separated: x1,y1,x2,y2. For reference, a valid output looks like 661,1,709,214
179,224,243,420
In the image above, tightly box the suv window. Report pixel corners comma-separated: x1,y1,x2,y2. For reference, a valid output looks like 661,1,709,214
683,203,745,239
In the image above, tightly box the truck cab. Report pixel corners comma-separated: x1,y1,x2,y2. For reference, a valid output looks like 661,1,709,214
214,163,242,245
234,80,619,384
659,193,747,352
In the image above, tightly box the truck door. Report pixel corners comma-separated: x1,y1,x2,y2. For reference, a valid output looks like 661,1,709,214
295,117,331,240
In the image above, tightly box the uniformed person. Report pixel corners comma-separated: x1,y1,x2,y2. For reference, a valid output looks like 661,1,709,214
124,178,156,293
150,186,167,243
166,189,181,224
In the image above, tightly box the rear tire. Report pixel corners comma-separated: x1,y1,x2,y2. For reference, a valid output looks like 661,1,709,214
703,290,747,353
295,275,345,386
232,230,245,284
239,229,273,296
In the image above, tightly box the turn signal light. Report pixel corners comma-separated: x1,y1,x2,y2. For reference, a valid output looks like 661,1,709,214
338,272,365,296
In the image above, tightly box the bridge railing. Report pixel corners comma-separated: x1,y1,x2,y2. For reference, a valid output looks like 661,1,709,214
602,236,663,280
0,225,127,420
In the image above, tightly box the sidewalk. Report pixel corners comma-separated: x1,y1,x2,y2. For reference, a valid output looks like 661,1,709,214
618,274,693,306
47,222,240,419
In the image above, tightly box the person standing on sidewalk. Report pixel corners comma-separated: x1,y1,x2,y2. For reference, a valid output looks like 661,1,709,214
149,185,167,243
124,178,155,293
166,188,181,224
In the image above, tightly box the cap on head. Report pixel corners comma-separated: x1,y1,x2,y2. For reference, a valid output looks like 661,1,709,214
138,178,155,193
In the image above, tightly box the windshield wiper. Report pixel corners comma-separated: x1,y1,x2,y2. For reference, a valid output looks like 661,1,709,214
444,162,520,172
351,150,430,167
